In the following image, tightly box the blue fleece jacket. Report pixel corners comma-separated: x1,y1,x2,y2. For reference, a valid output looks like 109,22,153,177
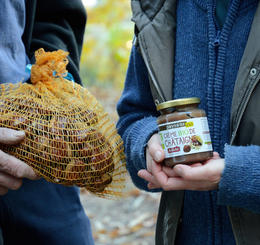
117,0,260,244
0,0,30,84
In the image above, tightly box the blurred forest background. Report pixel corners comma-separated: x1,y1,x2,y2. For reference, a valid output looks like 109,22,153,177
79,1,161,245
80,0,133,114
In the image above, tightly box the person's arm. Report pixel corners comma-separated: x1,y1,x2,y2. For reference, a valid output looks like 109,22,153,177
117,46,160,192
27,0,87,83
119,47,227,194
138,137,260,213
217,144,260,213
0,0,86,195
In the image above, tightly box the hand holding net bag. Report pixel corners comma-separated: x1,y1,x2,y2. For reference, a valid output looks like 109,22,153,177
0,48,126,198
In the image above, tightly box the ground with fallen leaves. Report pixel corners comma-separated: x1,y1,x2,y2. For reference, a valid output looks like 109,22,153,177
81,179,160,245
80,87,161,245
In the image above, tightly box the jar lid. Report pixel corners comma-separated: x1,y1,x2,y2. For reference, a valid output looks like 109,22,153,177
156,97,200,111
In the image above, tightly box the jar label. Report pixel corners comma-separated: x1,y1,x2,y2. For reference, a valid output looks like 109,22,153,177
158,117,213,158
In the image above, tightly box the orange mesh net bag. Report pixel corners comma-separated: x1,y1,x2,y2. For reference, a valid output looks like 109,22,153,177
0,48,127,198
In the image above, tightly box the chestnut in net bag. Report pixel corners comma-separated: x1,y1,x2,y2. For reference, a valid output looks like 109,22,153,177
0,48,126,198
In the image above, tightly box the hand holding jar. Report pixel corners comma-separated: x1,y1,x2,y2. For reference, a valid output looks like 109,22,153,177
138,133,225,191
138,97,225,191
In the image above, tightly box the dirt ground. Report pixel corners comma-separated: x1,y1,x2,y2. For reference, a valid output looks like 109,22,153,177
80,87,161,245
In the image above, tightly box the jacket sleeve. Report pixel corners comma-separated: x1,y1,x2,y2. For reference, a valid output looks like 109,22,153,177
28,0,86,84
218,144,260,213
116,45,161,192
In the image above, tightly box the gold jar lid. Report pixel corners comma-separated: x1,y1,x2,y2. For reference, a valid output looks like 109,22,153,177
156,97,200,111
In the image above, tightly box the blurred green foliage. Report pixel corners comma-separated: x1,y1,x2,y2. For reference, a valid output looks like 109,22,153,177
80,0,134,89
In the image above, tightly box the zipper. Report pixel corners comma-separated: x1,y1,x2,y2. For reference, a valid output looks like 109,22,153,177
211,0,221,51
230,72,260,144
213,30,221,47
212,0,221,48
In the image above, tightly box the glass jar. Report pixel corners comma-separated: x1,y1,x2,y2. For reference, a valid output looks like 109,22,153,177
156,97,213,167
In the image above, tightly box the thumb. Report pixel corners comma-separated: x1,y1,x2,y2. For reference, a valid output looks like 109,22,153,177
147,134,165,162
0,128,25,145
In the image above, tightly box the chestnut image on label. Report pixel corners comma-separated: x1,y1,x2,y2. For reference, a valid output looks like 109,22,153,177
191,135,203,147
183,145,191,152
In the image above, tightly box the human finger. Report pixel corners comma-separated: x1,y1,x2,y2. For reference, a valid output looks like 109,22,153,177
144,169,216,191
162,163,202,176
173,159,224,182
138,161,169,188
139,168,176,190
212,152,220,159
0,128,25,145
138,169,155,183
158,177,218,191
0,171,23,190
190,163,203,167
145,150,154,173
149,160,174,187
147,134,164,162
0,150,38,179
147,182,161,189
162,165,180,177
0,186,8,195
